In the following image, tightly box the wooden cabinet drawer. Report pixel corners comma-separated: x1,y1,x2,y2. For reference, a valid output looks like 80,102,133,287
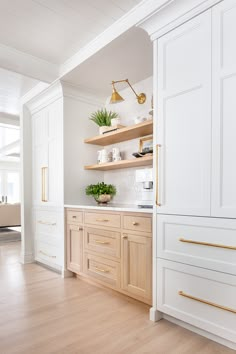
84,227,120,259
83,253,120,289
84,212,120,228
157,215,236,275
157,259,236,343
35,240,61,267
67,209,83,224
123,214,152,233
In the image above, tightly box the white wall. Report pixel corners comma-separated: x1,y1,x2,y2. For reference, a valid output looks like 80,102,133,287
104,76,153,205
63,95,104,204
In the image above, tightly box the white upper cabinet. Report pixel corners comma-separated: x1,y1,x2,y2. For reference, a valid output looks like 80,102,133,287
156,11,212,216
32,98,63,207
211,0,236,218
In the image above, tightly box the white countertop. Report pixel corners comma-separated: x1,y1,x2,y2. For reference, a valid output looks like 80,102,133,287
64,203,153,214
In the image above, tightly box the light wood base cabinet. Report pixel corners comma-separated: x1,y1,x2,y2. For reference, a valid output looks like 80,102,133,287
67,224,83,273
66,208,152,305
121,233,152,301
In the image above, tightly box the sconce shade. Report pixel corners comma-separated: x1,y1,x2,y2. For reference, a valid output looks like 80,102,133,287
110,86,124,104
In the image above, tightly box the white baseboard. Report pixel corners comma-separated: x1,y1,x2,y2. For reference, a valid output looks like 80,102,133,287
150,307,163,322
20,252,34,264
163,314,236,351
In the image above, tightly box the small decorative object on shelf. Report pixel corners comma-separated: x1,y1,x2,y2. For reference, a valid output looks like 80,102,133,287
89,108,119,135
134,116,147,125
85,182,116,204
133,135,153,158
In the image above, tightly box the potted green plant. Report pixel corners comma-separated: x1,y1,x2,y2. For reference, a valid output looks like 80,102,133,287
89,108,119,134
85,182,116,204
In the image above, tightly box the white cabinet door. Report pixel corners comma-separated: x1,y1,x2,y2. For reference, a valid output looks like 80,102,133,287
212,0,236,218
156,11,212,216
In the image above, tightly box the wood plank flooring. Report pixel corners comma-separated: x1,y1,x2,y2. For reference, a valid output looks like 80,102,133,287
0,241,234,354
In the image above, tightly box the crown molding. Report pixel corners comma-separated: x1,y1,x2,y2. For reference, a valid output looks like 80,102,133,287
137,0,222,40
0,43,59,83
59,0,171,78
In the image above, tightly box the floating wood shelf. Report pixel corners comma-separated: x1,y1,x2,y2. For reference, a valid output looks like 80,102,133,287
84,120,153,146
84,155,153,171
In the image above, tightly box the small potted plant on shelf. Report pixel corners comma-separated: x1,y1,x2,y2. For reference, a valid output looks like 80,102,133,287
85,182,116,204
89,108,119,134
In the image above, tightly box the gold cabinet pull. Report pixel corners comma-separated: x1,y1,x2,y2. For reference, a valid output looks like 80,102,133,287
39,250,56,259
41,166,48,202
95,239,110,245
156,144,161,207
72,215,77,219
122,234,128,239
94,266,109,273
38,220,56,226
78,227,83,231
132,221,139,226
96,218,110,222
179,291,236,314
179,238,236,250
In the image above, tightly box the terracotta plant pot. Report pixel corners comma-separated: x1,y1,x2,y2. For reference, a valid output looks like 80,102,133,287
94,194,111,204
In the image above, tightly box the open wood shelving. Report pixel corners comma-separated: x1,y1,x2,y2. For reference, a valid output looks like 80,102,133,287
84,120,153,146
84,155,153,171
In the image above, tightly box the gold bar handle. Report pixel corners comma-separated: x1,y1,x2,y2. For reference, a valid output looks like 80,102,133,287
38,220,56,226
94,266,110,273
41,167,45,202
96,219,110,222
179,238,236,250
156,144,161,207
39,250,57,259
95,239,110,245
179,291,236,314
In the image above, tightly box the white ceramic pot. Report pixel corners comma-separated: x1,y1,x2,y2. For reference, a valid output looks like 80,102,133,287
99,126,110,134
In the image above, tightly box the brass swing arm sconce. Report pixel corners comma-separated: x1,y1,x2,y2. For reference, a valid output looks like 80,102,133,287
110,79,146,104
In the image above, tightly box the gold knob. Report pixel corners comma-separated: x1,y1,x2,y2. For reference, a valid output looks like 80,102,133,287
122,234,128,239
79,227,83,231
72,215,77,219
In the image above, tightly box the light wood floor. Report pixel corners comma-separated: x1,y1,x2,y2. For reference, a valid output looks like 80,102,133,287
0,241,234,354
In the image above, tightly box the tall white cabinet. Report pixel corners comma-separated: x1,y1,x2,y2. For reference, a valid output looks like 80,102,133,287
140,0,236,350
25,81,102,273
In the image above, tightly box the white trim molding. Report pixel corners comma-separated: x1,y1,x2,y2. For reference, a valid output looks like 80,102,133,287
137,0,222,40
20,252,34,264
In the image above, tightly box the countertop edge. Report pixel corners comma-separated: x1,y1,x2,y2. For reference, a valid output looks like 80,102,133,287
64,204,153,214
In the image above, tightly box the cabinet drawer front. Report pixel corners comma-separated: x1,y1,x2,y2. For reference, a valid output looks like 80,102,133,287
35,210,60,236
157,215,236,274
35,241,61,267
83,253,120,289
157,259,236,343
84,212,120,228
84,227,120,259
67,209,83,224
123,215,152,233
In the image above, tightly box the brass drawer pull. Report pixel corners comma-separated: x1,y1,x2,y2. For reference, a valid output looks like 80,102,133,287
38,220,56,226
122,234,128,239
41,167,48,202
79,227,83,231
94,266,110,273
179,291,236,314
179,238,236,250
156,144,161,207
39,250,56,259
95,239,110,245
132,222,139,226
96,218,110,222
72,215,77,219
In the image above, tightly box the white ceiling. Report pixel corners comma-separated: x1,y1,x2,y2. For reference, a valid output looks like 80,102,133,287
0,0,142,65
0,68,39,115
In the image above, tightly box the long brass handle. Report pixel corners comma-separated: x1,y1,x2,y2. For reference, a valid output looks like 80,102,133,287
38,220,56,226
179,291,236,314
41,167,48,202
95,239,110,245
94,266,110,273
156,144,161,206
41,167,45,202
39,250,56,259
96,219,110,222
179,238,236,250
